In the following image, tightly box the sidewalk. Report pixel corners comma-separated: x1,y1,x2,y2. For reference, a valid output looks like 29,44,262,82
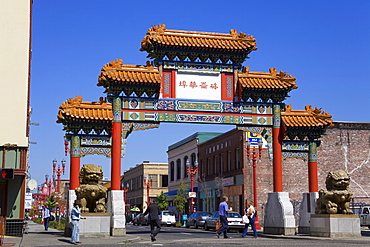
2,221,140,247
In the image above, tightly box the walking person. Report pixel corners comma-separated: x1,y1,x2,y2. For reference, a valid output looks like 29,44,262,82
70,200,86,245
41,205,50,231
241,201,258,238
216,196,231,239
144,199,161,242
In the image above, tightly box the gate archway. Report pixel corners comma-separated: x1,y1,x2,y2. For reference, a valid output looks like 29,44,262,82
57,24,332,235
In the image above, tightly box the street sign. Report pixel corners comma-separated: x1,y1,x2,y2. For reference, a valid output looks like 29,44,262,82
25,192,32,210
247,132,268,149
188,192,196,198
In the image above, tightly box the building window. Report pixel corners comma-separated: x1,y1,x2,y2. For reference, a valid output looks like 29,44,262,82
132,177,136,190
149,174,157,188
161,175,168,187
191,153,196,166
235,148,240,169
200,159,204,176
176,159,181,180
170,161,174,181
227,150,231,171
213,155,217,175
207,157,210,176
184,156,188,178
220,153,224,174
138,176,142,189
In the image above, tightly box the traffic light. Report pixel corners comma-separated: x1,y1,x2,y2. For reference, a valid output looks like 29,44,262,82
1,168,14,179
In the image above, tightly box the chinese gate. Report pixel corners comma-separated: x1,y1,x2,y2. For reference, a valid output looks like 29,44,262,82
57,24,332,235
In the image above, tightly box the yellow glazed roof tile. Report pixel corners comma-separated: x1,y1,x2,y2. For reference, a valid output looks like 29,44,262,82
57,96,112,123
98,59,160,86
282,105,333,128
140,24,257,52
238,67,298,91
98,61,296,92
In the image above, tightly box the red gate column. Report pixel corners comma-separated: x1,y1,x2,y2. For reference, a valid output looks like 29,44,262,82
111,97,122,190
308,142,318,192
272,104,283,192
70,135,81,190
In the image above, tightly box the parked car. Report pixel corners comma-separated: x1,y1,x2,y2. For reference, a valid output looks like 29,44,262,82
186,211,212,229
204,211,244,232
132,213,143,226
139,214,150,226
159,211,176,227
360,206,370,229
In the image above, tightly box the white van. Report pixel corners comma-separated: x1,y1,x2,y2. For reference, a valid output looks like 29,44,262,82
159,211,176,227
360,206,370,228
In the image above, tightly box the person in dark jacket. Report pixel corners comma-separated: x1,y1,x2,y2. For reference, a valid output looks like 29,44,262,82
144,199,161,242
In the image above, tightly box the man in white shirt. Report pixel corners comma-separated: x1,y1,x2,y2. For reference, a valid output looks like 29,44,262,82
41,205,50,231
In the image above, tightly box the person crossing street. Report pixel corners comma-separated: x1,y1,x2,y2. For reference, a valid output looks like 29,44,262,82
144,199,161,242
216,196,232,239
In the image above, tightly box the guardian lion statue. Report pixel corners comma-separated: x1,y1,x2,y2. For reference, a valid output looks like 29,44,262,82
315,170,353,214
75,164,107,213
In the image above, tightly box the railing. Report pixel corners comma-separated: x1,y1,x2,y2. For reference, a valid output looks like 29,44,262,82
4,219,24,237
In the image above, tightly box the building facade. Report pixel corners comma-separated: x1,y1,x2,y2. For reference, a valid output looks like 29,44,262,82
194,121,370,223
198,129,246,214
122,161,168,212
0,0,32,236
167,132,223,215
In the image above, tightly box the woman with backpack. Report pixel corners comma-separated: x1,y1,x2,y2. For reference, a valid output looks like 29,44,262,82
241,201,258,238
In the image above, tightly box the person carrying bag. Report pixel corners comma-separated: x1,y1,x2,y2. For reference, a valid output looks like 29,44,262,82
241,201,258,238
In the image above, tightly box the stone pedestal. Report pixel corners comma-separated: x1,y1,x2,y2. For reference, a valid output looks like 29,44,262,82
107,190,126,236
64,190,77,237
298,192,318,234
310,214,361,238
79,213,110,237
263,192,296,235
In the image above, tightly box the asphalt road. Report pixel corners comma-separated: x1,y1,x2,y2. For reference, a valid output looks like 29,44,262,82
14,221,370,247
124,223,370,247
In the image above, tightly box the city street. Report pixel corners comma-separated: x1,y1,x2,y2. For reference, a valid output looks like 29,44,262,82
125,223,370,247
7,220,370,247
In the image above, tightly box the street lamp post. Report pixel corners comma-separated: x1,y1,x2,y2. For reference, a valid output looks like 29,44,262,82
143,176,152,207
122,183,129,205
246,138,263,230
52,159,66,193
186,159,198,214
44,174,53,197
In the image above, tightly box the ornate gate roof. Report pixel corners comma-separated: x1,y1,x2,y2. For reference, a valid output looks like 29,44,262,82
281,105,333,140
57,96,112,134
97,59,297,102
139,24,257,64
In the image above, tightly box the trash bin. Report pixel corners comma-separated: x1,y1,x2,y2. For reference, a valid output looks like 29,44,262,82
182,214,188,227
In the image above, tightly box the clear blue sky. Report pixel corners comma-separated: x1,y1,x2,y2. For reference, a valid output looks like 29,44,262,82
29,0,370,187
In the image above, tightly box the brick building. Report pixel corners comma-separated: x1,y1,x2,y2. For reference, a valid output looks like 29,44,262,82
198,129,245,214
190,121,370,222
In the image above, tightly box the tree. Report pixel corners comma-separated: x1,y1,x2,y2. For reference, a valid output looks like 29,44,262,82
157,191,168,211
173,180,188,213
44,195,57,209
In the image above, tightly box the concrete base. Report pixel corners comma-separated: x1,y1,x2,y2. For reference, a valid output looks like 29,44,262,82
310,214,361,238
263,192,296,236
298,192,318,234
64,190,77,237
107,190,126,236
79,214,110,237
